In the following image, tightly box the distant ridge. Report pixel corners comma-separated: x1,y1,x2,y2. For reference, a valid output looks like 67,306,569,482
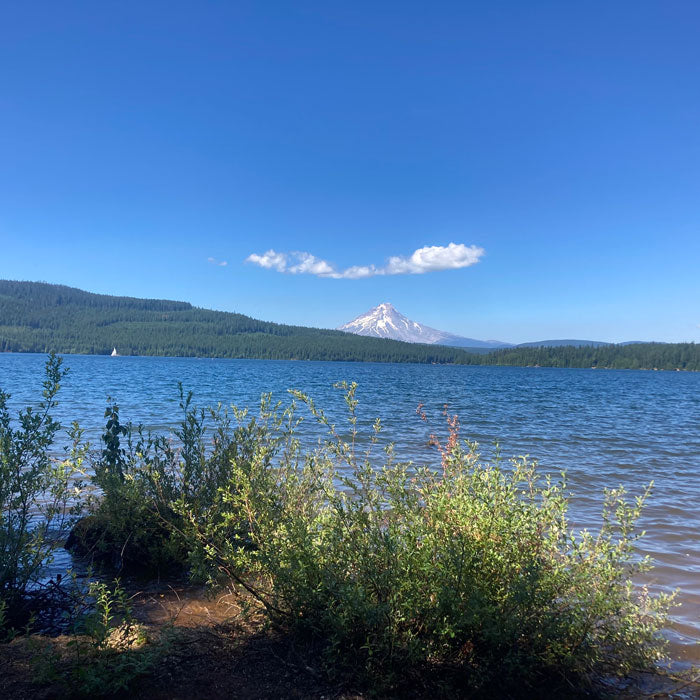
517,339,610,348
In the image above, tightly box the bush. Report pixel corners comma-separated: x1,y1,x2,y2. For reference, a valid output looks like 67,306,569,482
0,354,84,632
69,397,188,574
72,385,253,576
181,383,675,696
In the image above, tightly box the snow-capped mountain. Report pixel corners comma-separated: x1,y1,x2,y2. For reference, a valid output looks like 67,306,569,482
337,303,510,349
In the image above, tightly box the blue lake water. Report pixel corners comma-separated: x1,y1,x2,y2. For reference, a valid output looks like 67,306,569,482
1,353,699,661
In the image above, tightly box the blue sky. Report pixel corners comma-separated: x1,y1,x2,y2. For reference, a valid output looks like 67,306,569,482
1,1,699,343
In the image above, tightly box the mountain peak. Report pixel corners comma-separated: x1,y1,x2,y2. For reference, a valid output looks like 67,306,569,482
337,303,440,343
337,303,509,348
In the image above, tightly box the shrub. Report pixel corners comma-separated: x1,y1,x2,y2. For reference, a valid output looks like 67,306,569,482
72,385,253,576
69,398,188,574
0,353,84,632
182,383,675,696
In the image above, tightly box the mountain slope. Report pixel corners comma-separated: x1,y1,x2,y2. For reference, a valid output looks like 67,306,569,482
0,281,474,364
337,303,509,349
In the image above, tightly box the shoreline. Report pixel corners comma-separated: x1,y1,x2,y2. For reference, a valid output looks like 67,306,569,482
1,349,698,372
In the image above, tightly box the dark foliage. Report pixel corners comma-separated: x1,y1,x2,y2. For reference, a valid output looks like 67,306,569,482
458,342,700,371
1,280,697,370
0,280,469,363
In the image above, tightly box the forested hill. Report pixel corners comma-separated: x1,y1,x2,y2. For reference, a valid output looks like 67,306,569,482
457,342,700,371
1,281,697,369
0,280,473,363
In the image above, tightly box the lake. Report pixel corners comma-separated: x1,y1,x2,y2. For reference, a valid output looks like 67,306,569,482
1,353,698,663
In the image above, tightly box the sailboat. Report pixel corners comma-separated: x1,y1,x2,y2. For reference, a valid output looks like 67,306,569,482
110,347,119,357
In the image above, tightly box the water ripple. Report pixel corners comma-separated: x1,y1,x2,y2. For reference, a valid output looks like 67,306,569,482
1,354,698,658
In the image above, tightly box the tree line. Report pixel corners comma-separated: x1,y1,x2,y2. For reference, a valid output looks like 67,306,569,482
1,280,697,370
456,342,700,371
0,281,469,363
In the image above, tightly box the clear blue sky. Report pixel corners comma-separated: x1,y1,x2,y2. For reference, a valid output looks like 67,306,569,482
1,1,698,343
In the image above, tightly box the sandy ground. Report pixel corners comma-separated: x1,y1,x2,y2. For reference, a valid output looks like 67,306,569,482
1,582,698,699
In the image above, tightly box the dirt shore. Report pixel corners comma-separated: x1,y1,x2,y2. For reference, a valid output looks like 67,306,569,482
1,582,697,699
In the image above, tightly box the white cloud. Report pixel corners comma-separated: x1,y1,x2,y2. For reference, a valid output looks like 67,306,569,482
338,264,380,279
207,257,228,267
287,252,336,276
385,243,484,274
245,243,484,279
244,250,287,271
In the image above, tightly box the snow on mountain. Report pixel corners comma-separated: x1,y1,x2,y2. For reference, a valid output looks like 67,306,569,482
337,303,444,343
337,303,510,349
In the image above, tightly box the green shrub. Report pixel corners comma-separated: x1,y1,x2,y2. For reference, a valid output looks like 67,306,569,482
73,385,255,576
69,398,188,574
182,383,675,696
0,354,84,632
